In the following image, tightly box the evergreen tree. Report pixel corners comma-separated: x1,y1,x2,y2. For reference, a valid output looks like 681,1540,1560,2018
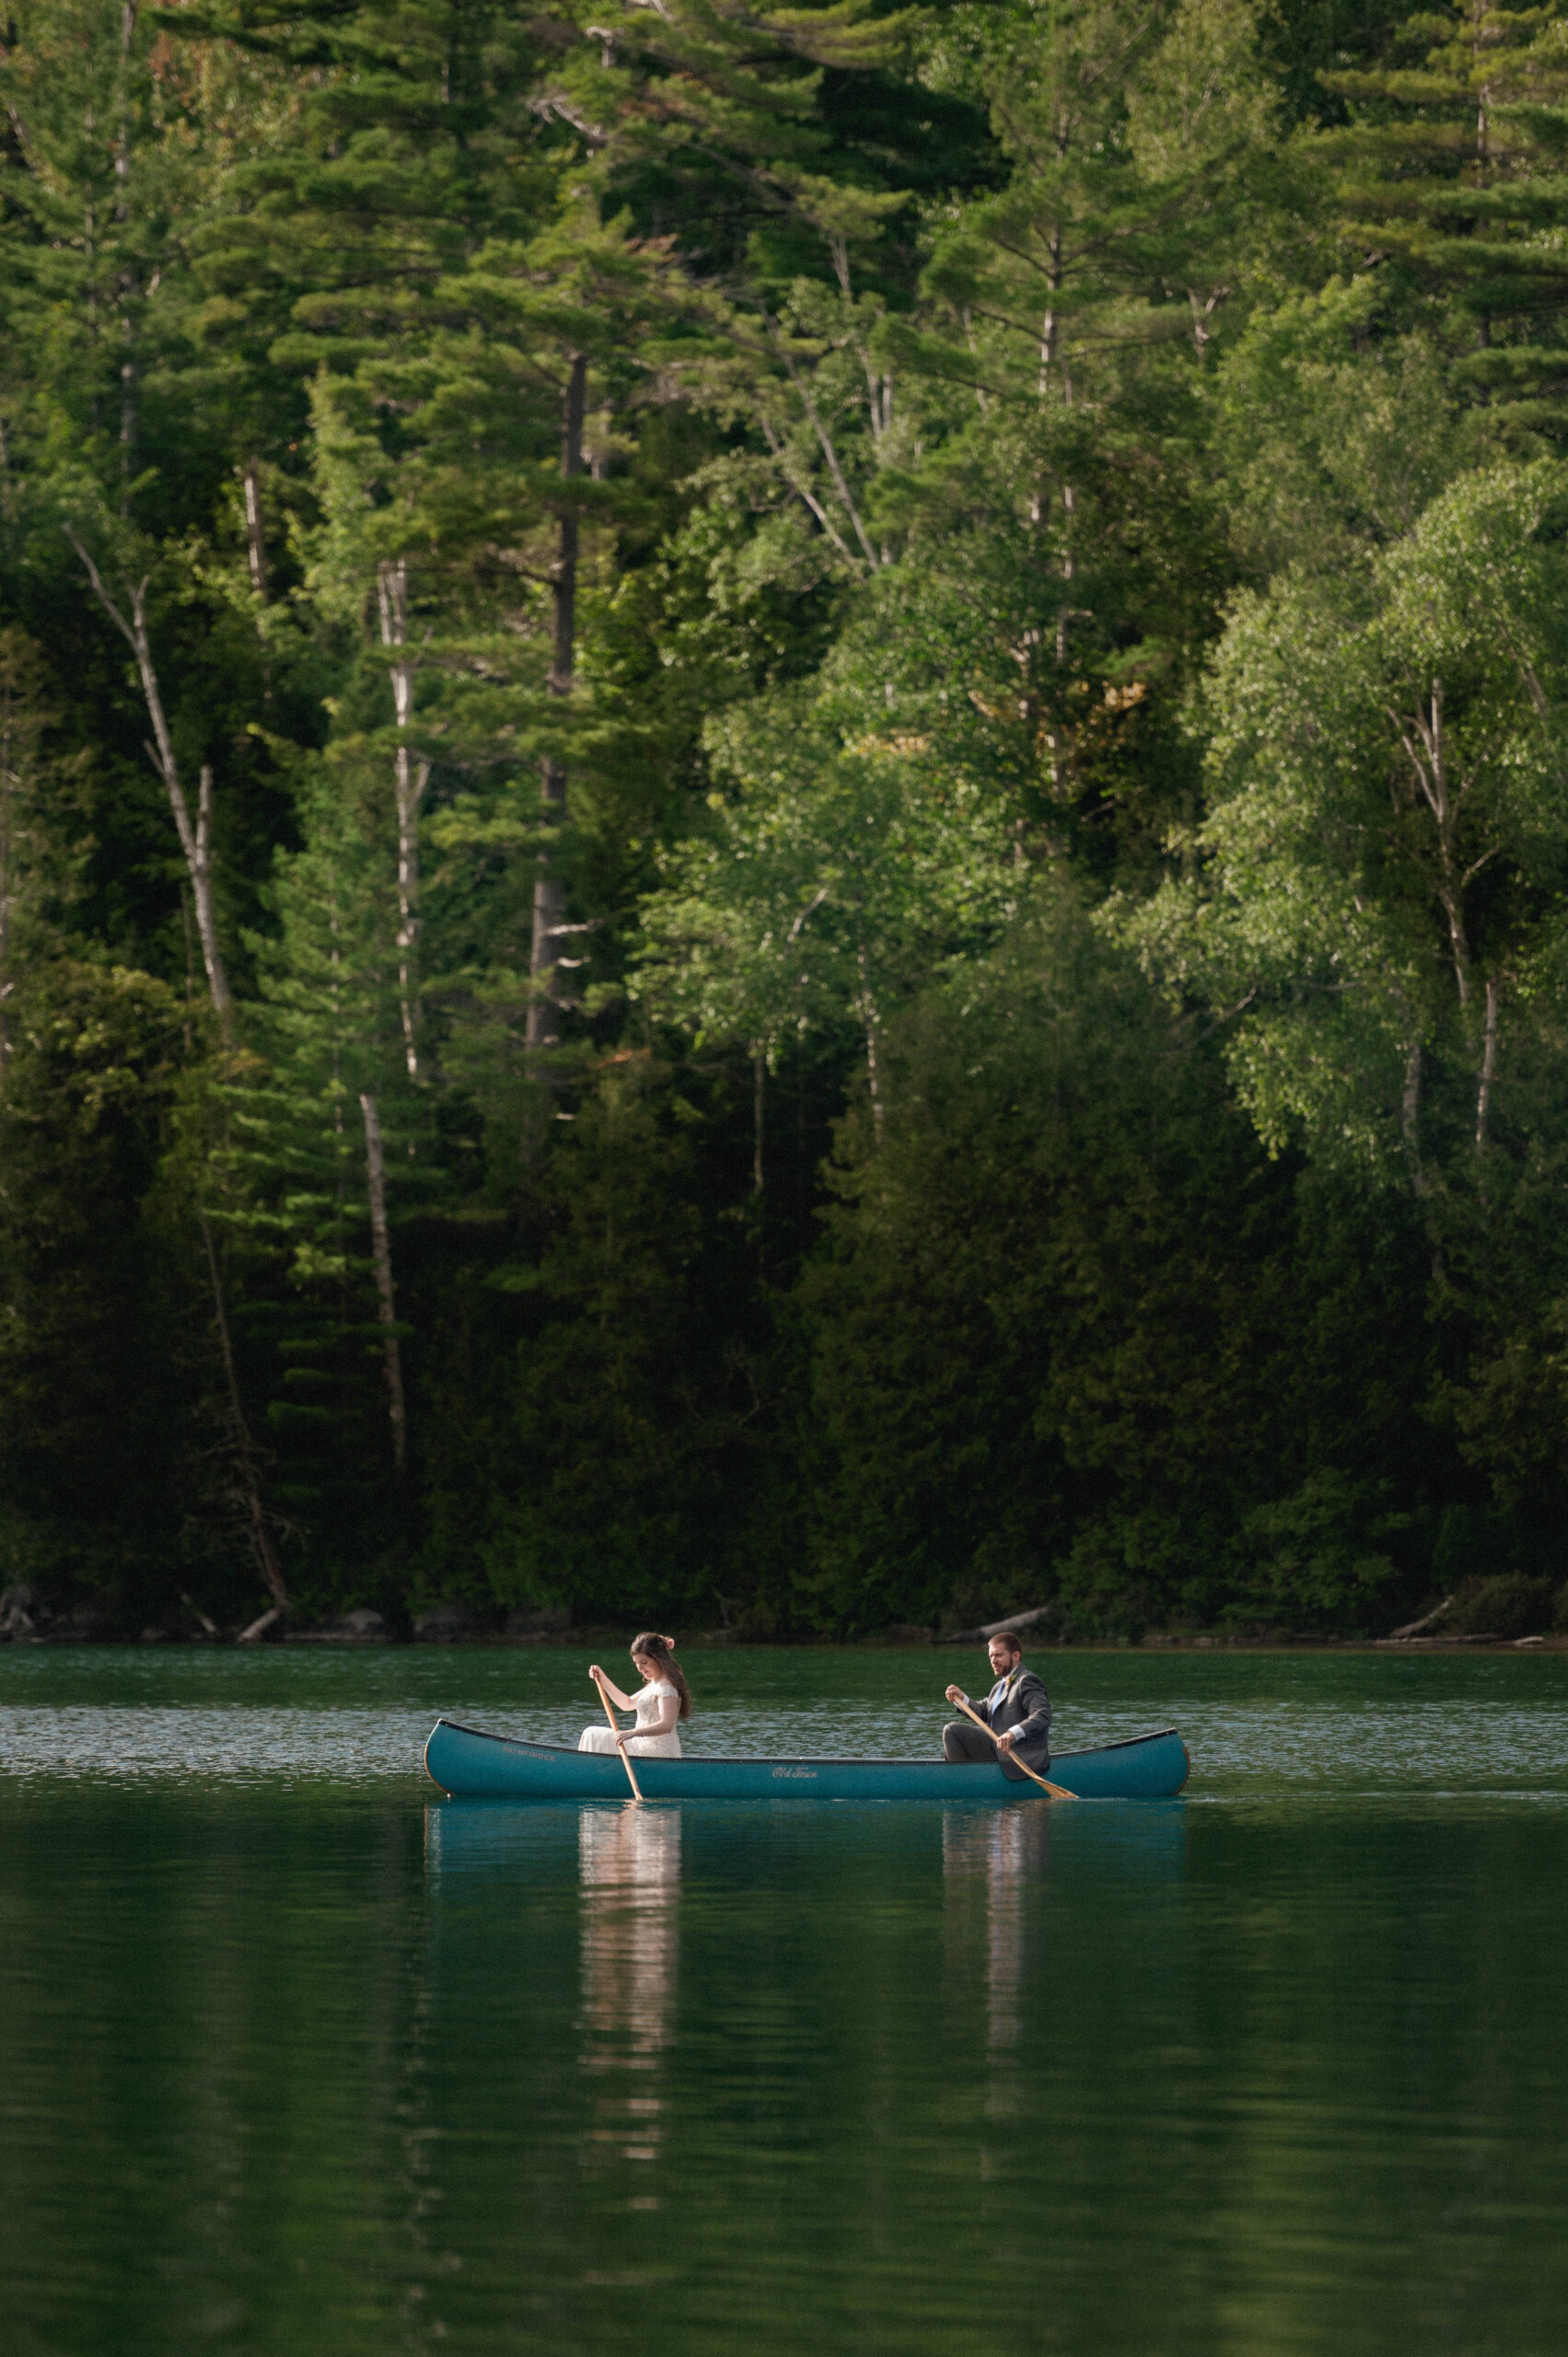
0,953,188,1596
0,629,86,1081
230,773,431,1566
1325,1,1568,431
798,885,1428,1635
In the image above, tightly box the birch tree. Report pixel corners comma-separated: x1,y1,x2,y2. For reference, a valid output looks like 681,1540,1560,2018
1114,463,1568,1188
64,532,235,1033
633,700,1019,1146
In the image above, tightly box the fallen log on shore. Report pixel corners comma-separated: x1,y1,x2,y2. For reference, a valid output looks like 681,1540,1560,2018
935,1603,1056,1648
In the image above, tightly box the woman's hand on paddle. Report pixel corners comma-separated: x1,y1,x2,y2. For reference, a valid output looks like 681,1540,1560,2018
588,1664,605,1688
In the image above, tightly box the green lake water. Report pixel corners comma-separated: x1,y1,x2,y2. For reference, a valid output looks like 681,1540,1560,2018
3,1645,1567,2357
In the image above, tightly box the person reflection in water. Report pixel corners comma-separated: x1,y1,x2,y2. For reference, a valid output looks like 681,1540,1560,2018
579,1803,682,2166
580,1632,691,1759
942,1632,1051,1782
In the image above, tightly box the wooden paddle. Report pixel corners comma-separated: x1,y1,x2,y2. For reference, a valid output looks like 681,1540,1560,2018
596,1673,645,1803
954,1695,1074,1799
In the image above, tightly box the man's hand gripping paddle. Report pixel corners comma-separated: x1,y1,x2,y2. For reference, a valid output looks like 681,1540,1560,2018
954,1695,1075,1798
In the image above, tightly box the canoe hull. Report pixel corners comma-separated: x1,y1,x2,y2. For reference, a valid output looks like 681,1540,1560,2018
423,1718,1190,1803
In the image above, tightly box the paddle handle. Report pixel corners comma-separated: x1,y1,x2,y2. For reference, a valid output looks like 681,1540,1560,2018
955,1696,1074,1799
598,1676,644,1803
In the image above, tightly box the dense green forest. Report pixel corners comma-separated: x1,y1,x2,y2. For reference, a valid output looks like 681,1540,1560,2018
3,0,1568,1642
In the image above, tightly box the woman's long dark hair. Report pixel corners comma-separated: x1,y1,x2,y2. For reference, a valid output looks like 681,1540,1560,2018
632,1632,691,1720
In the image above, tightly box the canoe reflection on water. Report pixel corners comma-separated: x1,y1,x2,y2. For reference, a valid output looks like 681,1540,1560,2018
423,1793,1187,1887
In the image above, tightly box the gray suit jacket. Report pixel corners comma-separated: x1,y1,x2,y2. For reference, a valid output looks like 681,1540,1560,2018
970,1666,1051,1765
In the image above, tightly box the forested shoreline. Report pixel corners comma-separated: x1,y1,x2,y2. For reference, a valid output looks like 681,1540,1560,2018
3,0,1568,1644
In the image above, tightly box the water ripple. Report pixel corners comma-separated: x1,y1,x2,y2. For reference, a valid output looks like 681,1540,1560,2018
1,1689,1566,1790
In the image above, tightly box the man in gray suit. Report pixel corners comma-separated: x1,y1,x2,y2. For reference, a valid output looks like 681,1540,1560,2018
943,1631,1052,1782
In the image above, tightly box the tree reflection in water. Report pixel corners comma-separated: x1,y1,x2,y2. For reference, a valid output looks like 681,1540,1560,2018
579,1805,681,2180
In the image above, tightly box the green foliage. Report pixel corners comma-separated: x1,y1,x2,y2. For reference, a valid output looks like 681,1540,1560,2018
1115,461,1568,1185
1450,1573,1554,1637
1213,280,1477,576
0,958,187,1582
472,1056,766,1624
633,690,1017,1107
1232,1471,1404,1629
1322,0,1568,433
792,888,1431,1635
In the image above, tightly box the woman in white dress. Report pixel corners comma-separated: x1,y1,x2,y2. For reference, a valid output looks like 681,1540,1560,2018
579,1631,691,1759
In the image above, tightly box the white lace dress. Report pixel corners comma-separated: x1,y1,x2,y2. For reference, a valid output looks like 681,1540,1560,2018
578,1677,683,1758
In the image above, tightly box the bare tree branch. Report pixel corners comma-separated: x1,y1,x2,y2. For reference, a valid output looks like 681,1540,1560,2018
761,309,881,571
64,526,233,1034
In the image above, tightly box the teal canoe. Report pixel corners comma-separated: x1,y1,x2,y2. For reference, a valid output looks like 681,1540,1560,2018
423,1717,1190,1802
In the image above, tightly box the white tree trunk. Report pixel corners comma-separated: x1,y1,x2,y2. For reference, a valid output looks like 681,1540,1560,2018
528,353,587,1056
360,1091,408,1472
856,942,885,1145
200,1214,290,1612
1402,1039,1427,1197
376,558,431,1080
65,530,234,1035
1476,978,1499,1150
244,460,268,599
763,312,881,572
